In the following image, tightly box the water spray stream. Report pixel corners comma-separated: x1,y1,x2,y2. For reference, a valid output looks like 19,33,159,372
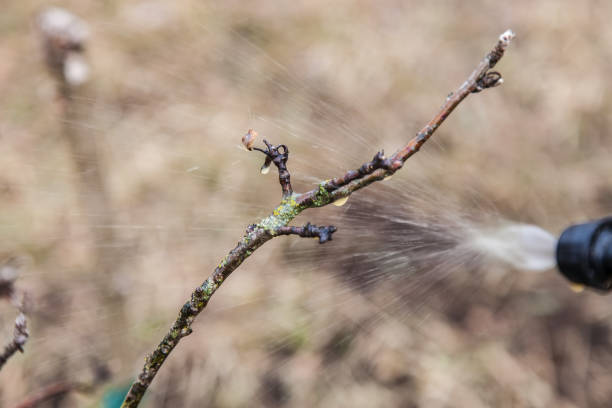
467,224,557,272
466,217,612,292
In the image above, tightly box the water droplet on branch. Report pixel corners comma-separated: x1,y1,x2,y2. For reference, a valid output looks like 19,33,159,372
332,196,349,207
260,155,272,175
569,283,585,293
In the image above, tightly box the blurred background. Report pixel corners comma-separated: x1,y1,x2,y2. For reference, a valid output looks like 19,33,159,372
1,1,611,407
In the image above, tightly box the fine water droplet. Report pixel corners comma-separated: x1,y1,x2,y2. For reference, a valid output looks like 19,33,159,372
569,283,585,293
260,164,270,175
332,196,349,207
468,223,557,272
64,53,90,86
383,174,393,181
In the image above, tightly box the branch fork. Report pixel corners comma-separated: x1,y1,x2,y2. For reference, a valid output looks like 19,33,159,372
253,139,293,198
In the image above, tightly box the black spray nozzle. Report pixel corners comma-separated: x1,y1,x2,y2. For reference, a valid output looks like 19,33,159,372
556,217,612,291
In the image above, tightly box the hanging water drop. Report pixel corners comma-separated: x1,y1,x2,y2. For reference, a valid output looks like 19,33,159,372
332,196,349,207
569,283,585,293
260,155,272,175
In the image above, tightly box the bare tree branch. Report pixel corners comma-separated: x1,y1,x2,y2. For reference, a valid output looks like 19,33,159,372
0,262,29,372
0,313,28,371
121,30,515,407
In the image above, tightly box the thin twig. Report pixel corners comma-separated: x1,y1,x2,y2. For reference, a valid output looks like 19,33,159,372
13,381,94,408
121,30,515,407
0,262,29,372
0,313,28,371
253,139,293,197
276,223,337,243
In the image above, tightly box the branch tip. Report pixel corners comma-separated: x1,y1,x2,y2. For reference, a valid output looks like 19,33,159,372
499,29,516,48
276,223,337,244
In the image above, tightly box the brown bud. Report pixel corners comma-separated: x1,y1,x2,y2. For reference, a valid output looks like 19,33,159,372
242,128,257,151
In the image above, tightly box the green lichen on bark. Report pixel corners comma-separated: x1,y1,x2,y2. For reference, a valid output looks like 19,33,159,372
257,193,304,231
311,183,332,207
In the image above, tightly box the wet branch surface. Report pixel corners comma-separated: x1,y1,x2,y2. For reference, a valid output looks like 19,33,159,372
121,30,515,407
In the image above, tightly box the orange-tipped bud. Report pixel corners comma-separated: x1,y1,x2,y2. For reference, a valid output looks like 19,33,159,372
242,128,257,151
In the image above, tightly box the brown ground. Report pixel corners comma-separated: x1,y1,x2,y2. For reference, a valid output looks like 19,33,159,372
1,1,611,407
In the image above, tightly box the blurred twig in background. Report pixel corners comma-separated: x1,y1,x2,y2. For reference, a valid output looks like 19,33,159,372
36,7,128,364
0,262,28,372
13,359,111,408
13,381,93,408
121,30,515,407
0,312,28,372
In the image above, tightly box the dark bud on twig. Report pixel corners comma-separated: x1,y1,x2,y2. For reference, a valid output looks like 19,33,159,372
315,225,337,243
473,71,503,93
276,222,337,244
487,29,516,66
